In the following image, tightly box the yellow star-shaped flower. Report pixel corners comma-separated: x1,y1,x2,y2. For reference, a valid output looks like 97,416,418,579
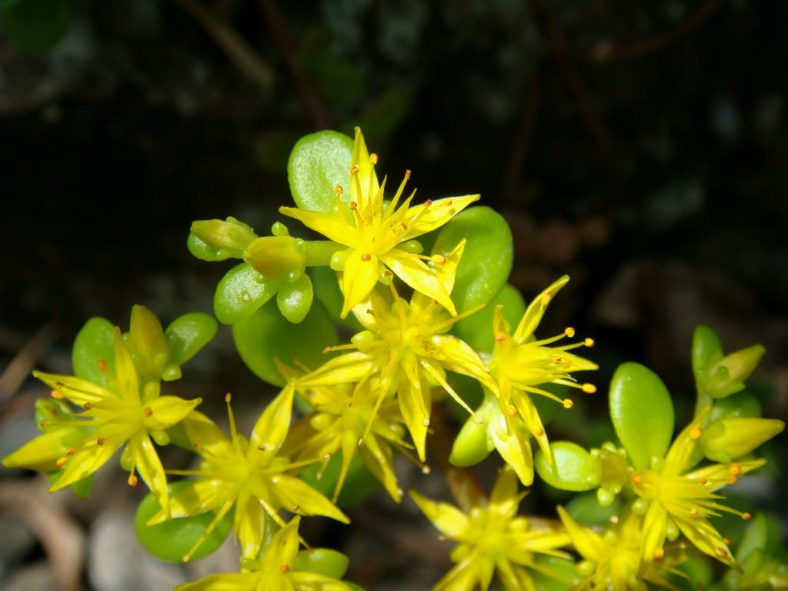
2,329,201,515
280,127,479,317
411,467,570,591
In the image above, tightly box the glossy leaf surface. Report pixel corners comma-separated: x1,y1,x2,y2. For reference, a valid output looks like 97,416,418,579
535,441,600,492
288,130,354,213
214,263,280,325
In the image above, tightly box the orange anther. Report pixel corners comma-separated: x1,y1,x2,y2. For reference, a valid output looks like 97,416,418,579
654,548,665,561
96,437,104,446
632,474,644,485
83,402,91,410
724,538,732,546
506,404,518,417
742,512,752,520
432,254,446,265
56,457,68,468
726,474,738,485
361,253,371,261
689,428,703,440
281,565,290,573
51,389,64,399
729,463,742,476
565,327,576,338
715,547,728,558
369,153,378,164
128,474,138,487
349,201,358,210
143,407,153,417
97,360,108,372
584,338,595,347
40,421,50,429
699,477,708,485
334,185,343,195
582,383,597,394
494,333,506,342
534,427,544,436
225,393,232,403
563,398,574,409
424,199,432,207
67,448,75,456
350,165,359,174
690,508,699,517
404,170,412,179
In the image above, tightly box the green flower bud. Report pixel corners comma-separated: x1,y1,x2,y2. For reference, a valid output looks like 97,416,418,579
705,344,766,398
190,217,257,255
127,305,170,381
700,417,784,463
244,235,307,282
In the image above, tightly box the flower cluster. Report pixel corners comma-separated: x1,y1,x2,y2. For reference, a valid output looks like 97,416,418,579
3,129,783,591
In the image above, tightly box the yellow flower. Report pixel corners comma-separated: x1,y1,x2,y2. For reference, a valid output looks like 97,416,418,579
630,406,764,567
488,275,597,470
283,374,411,502
280,128,479,317
298,240,493,461
410,467,570,591
557,506,680,591
2,329,200,514
174,516,353,591
152,386,348,561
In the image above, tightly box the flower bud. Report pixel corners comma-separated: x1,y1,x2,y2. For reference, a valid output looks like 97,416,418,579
190,217,257,254
128,305,170,380
705,344,766,398
243,236,306,282
700,417,784,463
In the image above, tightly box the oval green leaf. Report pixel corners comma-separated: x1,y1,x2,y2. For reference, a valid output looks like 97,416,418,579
293,548,350,579
535,441,600,492
449,414,493,467
214,262,280,325
72,316,115,387
288,130,354,213
431,206,513,314
232,298,338,387
186,231,238,262
134,481,232,563
276,273,314,324
609,362,674,470
165,313,218,366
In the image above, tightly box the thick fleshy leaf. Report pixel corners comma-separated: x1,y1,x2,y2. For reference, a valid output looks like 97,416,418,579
535,441,600,492
431,206,513,314
232,299,338,387
72,316,115,387
450,414,494,467
135,480,232,563
309,266,363,332
276,273,314,324
699,417,784,463
165,313,218,366
288,130,354,213
609,362,674,470
214,262,280,325
293,547,350,579
692,325,724,390
452,283,525,353
187,231,238,262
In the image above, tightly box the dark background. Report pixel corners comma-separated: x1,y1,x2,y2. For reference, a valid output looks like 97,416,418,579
0,1,786,589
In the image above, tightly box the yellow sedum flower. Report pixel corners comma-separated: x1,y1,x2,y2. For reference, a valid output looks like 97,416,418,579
486,276,597,477
298,240,493,462
283,374,411,502
152,386,348,561
630,405,764,567
174,516,353,591
411,467,570,591
557,506,679,591
280,128,479,318
2,329,200,514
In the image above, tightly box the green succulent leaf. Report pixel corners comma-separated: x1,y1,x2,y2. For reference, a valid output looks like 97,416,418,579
72,316,116,387
431,206,513,315
214,262,280,325
609,362,674,470
293,548,350,579
564,491,622,525
276,273,314,324
449,413,493,467
692,325,724,386
288,130,354,213
186,231,238,262
134,481,232,563
452,283,525,353
165,313,218,367
711,391,762,421
299,451,380,507
535,441,600,492
232,298,337,387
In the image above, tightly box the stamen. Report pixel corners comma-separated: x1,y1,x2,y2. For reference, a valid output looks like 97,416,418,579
632,474,643,485
699,477,708,485
582,383,597,394
562,398,574,409
729,463,742,476
96,437,104,445
40,421,50,429
83,402,91,410
349,201,357,210
67,448,75,456
541,293,552,306
51,389,64,399
742,512,752,520
128,474,138,486
281,565,290,573
431,254,446,265
653,548,665,561
689,428,703,440
534,426,544,436
494,333,506,342
369,153,378,165
97,360,108,372
724,538,732,546
726,474,738,485
143,407,153,417
360,253,371,261
505,403,517,417
565,327,576,338
56,457,68,468
334,186,343,195
350,165,359,175
715,547,728,558
690,508,699,517
584,338,595,347
405,170,412,179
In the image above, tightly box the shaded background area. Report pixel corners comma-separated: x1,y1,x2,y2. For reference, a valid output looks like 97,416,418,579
1,1,786,589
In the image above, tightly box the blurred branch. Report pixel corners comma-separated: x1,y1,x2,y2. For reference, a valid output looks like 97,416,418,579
532,0,621,180
171,0,275,93
582,0,724,64
0,323,57,401
257,0,334,129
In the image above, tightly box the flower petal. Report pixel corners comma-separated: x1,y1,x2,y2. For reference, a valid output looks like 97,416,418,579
340,251,381,318
174,572,257,591
248,384,295,464
269,474,349,523
401,194,480,240
556,506,607,563
51,436,125,491
409,490,469,538
145,396,202,431
261,516,300,572
382,249,456,316
512,276,569,343
279,207,353,247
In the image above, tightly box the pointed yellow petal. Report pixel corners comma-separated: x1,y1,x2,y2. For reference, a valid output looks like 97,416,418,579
401,194,480,240
33,371,109,405
359,435,401,502
340,251,381,318
183,411,234,459
261,516,301,572
234,493,266,559
51,437,125,491
279,206,354,246
488,409,535,486
489,467,520,517
409,490,469,538
145,396,202,431
556,506,607,562
269,474,349,523
641,501,669,562
512,276,570,343
2,429,80,471
382,249,456,315
173,572,256,591
350,127,380,210
148,479,231,524
296,352,376,387
398,355,429,461
128,432,170,515
248,384,295,464
112,328,141,402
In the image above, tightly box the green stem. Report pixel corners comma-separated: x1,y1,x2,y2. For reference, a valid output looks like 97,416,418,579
304,241,343,267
